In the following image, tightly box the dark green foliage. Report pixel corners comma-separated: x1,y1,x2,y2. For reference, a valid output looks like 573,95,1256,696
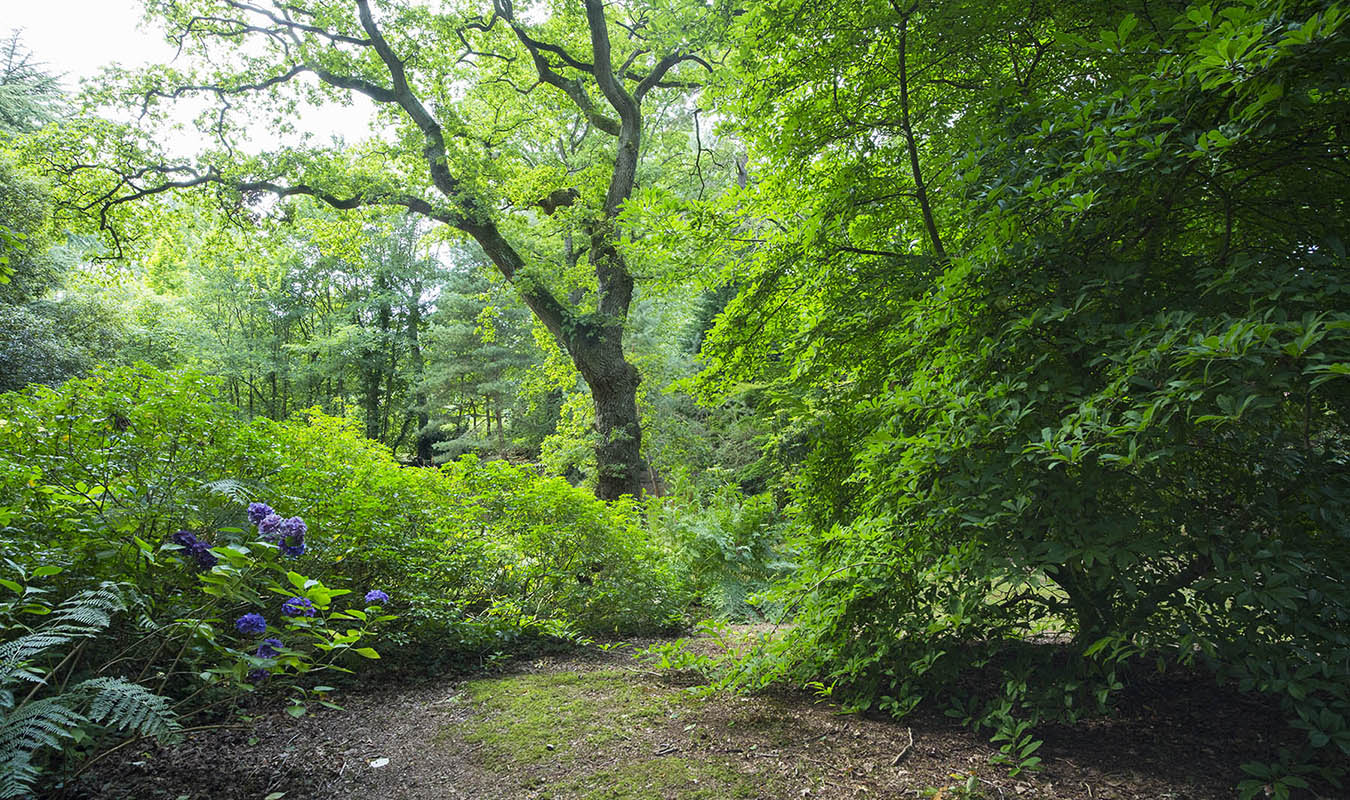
420,259,540,462
79,677,178,736
705,0,1350,791
0,581,179,799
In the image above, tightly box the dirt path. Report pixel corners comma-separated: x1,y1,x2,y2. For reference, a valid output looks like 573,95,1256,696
75,644,1280,800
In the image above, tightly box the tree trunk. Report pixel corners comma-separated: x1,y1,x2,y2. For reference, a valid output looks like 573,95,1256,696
363,369,382,440
568,322,642,500
407,279,433,465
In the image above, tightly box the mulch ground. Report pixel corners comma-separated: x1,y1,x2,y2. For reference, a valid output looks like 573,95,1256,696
64,641,1323,800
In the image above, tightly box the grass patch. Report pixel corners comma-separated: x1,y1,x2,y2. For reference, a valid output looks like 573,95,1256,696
447,666,812,799
458,669,686,763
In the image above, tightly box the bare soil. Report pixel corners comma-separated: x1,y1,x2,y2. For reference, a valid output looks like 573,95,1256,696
66,637,1321,800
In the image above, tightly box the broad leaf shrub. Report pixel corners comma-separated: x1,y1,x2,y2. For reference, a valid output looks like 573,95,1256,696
243,412,688,660
0,509,390,796
0,366,687,670
700,0,1350,794
0,365,687,787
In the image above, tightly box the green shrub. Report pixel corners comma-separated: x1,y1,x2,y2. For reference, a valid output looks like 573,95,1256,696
0,365,689,679
703,0,1350,790
0,514,389,796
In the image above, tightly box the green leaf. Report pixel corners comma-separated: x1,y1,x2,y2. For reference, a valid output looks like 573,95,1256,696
353,647,380,659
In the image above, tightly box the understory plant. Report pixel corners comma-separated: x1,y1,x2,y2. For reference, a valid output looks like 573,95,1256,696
0,498,393,796
0,365,687,668
650,480,794,620
0,577,175,799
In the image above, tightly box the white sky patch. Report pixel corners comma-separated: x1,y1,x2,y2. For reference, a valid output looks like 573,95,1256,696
6,0,378,156
5,1,172,93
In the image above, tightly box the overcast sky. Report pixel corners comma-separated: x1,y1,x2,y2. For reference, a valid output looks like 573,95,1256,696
6,1,375,152
7,2,174,90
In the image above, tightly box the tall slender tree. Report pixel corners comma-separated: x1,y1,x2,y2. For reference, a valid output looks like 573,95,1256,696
0,29,63,134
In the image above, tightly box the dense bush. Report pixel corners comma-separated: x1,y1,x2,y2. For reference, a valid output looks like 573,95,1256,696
238,411,689,658
706,0,1350,794
0,364,689,787
0,365,686,646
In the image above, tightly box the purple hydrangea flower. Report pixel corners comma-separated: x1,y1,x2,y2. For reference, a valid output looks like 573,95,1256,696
246,502,274,525
258,513,283,541
364,589,390,605
189,541,218,569
278,516,306,540
246,668,269,684
281,597,316,617
170,530,199,548
235,613,267,635
278,516,307,557
255,637,283,658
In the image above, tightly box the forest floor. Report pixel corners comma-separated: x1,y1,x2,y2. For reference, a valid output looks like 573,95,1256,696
72,629,1296,800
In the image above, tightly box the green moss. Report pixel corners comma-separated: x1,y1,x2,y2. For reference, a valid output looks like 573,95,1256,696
458,669,686,763
450,668,803,798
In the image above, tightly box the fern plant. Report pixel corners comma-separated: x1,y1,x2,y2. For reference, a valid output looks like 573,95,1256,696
0,580,180,798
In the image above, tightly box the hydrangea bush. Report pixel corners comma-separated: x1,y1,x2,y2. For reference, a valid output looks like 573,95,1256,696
158,503,393,710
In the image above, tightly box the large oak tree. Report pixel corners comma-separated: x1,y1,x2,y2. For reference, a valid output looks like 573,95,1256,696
64,0,726,498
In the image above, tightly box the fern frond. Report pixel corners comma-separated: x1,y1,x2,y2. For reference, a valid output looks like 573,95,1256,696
0,697,84,754
0,583,155,798
0,752,40,799
76,677,179,738
200,478,256,504
0,698,85,800
1,584,136,688
0,631,73,685
46,583,128,636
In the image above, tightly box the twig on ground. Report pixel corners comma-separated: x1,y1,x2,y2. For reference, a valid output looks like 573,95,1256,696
891,727,914,765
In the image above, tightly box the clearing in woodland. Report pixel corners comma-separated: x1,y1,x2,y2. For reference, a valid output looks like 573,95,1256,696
75,633,1287,800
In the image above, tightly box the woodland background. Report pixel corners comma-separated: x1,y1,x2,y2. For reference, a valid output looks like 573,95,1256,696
0,0,1346,797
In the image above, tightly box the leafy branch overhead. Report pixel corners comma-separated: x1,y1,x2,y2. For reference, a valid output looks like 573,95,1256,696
77,0,715,330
